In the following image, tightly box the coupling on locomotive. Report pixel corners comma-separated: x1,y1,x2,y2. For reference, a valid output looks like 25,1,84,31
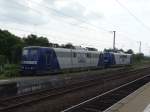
21,46,132,75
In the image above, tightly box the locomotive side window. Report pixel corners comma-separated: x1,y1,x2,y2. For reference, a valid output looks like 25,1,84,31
45,54,48,65
87,53,91,58
120,55,127,58
73,52,77,57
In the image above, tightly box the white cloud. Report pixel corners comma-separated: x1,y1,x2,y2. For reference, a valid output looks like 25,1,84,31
0,0,48,25
0,0,150,55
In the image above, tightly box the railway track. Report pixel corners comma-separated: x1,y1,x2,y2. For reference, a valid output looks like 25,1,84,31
62,75,150,112
0,78,106,111
0,67,150,112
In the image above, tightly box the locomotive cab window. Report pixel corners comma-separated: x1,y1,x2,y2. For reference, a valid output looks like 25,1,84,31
24,48,38,61
30,49,38,55
22,49,28,56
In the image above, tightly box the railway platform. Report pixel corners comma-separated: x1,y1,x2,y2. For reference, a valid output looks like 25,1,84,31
0,75,62,97
104,82,150,112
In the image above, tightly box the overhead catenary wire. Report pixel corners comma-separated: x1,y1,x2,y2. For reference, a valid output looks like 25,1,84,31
0,0,114,42
115,0,150,54
115,0,150,32
34,0,150,54
15,0,110,33
28,0,110,33
2,0,129,40
14,1,93,31
0,1,100,35
0,0,115,44
1,0,149,53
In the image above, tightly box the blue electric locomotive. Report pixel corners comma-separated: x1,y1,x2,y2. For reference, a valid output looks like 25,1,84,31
103,52,132,67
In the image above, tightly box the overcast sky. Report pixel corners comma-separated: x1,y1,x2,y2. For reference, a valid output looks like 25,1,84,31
0,0,150,55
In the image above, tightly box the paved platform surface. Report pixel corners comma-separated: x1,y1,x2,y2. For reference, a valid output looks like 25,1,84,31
104,82,150,112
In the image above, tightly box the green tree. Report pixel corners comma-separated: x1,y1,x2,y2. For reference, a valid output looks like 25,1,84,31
11,44,24,63
0,29,23,63
126,49,134,54
104,48,125,53
23,34,49,46
133,53,144,62
86,47,98,51
61,43,75,49
0,55,6,73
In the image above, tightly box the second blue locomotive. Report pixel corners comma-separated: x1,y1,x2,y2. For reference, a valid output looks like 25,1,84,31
21,46,132,75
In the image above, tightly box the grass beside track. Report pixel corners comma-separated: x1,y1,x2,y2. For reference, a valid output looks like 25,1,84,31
132,60,150,69
0,64,20,79
0,60,150,80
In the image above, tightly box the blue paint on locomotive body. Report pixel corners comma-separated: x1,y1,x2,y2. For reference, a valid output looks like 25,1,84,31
21,46,60,75
39,47,60,71
103,52,116,67
97,53,104,67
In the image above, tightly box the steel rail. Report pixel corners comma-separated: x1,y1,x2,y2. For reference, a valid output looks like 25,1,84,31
62,74,150,112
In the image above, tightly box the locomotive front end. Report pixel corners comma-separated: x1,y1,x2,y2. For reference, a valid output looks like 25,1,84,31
21,47,39,75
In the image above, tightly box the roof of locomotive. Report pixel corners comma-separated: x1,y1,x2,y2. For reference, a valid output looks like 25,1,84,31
104,52,132,56
23,46,102,54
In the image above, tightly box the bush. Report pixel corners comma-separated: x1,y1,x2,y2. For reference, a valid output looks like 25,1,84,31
0,64,20,78
0,55,6,73
133,53,144,63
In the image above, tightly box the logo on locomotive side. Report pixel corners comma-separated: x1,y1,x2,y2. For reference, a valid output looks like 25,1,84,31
120,55,127,62
78,53,86,63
